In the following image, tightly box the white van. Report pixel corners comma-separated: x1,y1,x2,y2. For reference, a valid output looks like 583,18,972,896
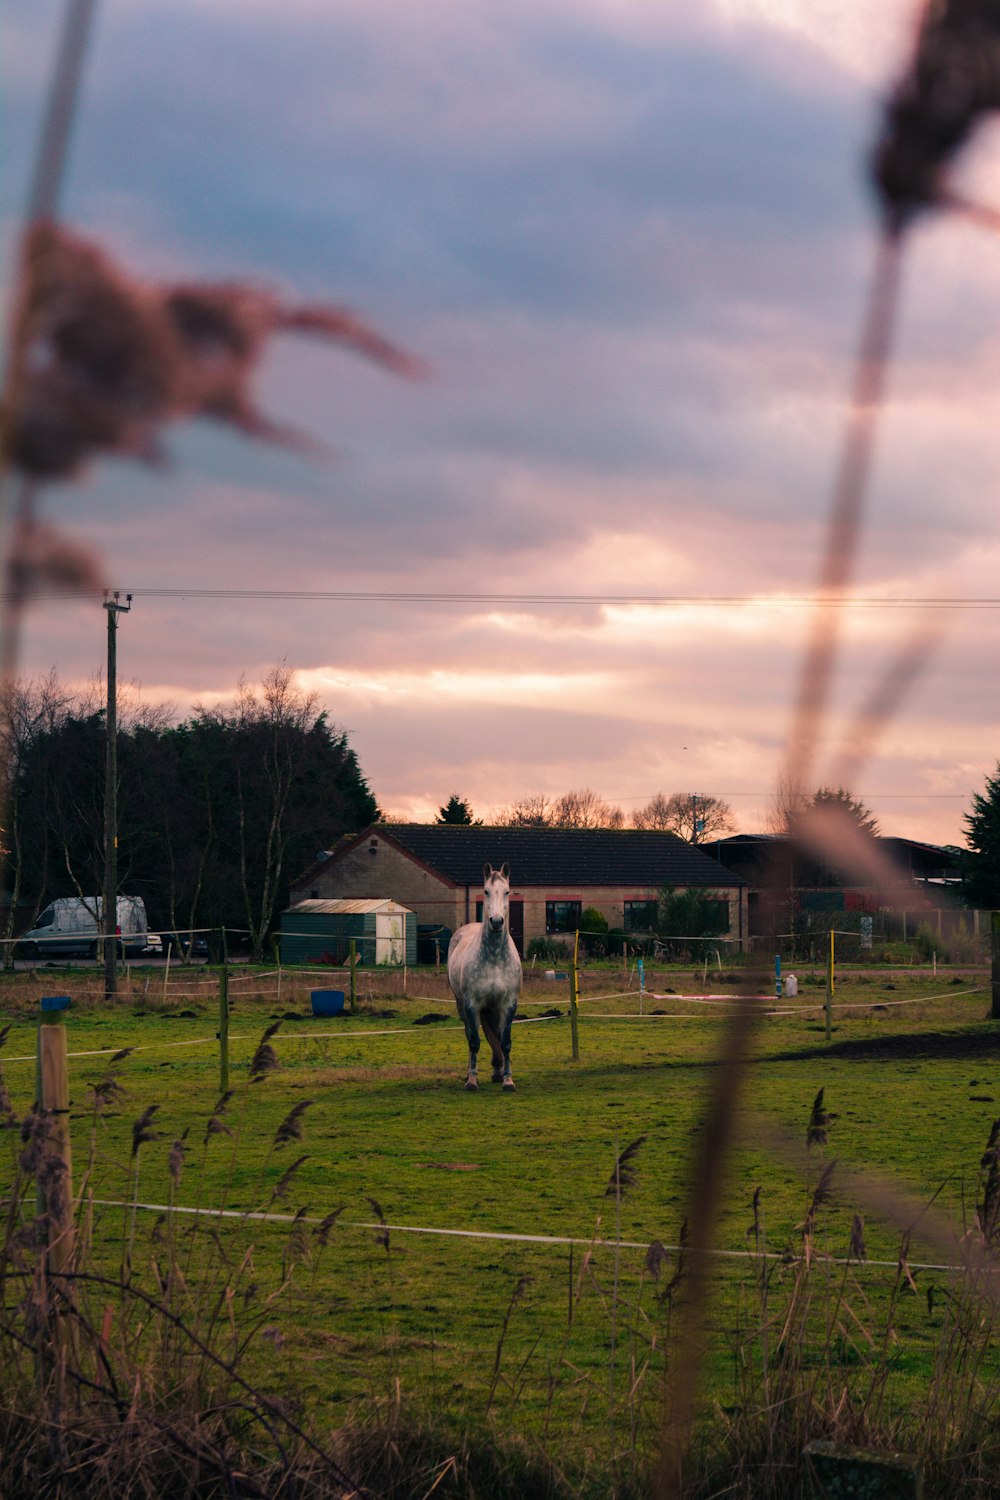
17,896,148,960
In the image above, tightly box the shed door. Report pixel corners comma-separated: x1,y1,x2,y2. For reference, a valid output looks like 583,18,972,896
375,912,404,965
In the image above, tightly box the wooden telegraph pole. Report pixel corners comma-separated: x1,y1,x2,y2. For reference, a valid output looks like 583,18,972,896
103,592,131,999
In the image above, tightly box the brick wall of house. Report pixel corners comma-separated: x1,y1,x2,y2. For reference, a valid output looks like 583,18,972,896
292,837,745,954
498,883,744,947
291,834,465,931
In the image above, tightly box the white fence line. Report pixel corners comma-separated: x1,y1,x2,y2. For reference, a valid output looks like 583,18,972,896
1,984,984,1066
86,1196,976,1276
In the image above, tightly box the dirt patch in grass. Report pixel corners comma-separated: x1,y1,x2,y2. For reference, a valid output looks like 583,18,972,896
767,1028,1000,1063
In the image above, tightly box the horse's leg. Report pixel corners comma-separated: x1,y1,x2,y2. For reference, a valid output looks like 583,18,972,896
500,1003,517,1091
462,1002,481,1090
480,1014,505,1082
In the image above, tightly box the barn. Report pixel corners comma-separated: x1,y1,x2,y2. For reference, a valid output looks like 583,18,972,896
279,897,417,966
291,824,748,956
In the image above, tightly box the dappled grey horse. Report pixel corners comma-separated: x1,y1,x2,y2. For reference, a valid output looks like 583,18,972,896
447,862,522,1091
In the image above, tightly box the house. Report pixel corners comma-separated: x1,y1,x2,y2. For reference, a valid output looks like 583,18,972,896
291,824,749,956
709,834,970,941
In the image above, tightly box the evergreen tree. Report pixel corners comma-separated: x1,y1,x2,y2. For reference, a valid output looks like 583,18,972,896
436,794,476,825
8,664,379,958
962,764,1000,909
811,786,881,838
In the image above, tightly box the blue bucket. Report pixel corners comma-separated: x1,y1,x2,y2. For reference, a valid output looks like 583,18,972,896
311,989,345,1017
40,995,72,1013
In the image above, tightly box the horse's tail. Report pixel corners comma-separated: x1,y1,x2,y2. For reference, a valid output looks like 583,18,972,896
481,1016,504,1070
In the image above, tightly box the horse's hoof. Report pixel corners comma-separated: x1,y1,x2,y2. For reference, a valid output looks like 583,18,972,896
464,1077,478,1091
503,1078,516,1092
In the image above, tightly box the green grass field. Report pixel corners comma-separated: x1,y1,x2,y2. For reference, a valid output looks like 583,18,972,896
2,960,998,1491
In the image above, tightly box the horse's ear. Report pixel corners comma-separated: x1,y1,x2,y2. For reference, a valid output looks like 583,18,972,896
483,862,493,880
499,862,509,880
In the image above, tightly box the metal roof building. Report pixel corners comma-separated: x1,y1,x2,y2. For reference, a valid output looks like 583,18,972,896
279,897,416,966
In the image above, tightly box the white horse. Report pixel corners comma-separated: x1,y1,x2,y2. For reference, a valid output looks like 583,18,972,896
447,862,522,1091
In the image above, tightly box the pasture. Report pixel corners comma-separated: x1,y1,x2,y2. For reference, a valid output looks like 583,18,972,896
2,959,999,1494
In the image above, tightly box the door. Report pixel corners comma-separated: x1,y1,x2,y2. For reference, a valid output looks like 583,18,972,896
375,912,404,965
509,900,524,956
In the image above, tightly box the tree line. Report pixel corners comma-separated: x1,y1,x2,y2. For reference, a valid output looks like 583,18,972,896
1,664,378,962
435,785,879,844
434,787,737,841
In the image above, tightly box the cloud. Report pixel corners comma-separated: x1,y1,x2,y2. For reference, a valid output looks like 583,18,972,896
9,0,999,853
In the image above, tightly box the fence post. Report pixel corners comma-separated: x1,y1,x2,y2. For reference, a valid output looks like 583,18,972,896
569,931,580,1061
218,965,230,1092
992,913,1000,1021
35,1001,74,1273
349,938,358,1013
826,928,834,1041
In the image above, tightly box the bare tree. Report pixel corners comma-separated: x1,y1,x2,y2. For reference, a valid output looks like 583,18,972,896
78,672,176,732
0,670,75,964
765,772,811,835
492,792,553,827
200,663,321,961
633,791,733,844
550,787,625,829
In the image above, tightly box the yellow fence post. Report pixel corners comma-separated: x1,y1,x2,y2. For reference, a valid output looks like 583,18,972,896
569,931,580,1061
218,964,230,1092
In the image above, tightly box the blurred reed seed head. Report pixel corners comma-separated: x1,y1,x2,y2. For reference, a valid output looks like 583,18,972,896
250,1021,282,1082
807,1088,835,1151
168,1131,188,1188
873,0,1000,226
131,1104,160,1157
848,1213,867,1263
274,1100,313,1148
5,220,425,482
605,1135,646,1198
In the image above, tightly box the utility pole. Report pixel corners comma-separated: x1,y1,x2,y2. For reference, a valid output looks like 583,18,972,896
103,591,131,999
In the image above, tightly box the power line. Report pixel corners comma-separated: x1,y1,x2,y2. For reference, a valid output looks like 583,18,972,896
9,587,1000,609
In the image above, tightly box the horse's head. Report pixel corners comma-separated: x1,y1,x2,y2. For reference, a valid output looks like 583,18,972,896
482,862,511,935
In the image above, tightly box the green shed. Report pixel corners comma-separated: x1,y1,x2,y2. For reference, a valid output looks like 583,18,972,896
279,898,417,966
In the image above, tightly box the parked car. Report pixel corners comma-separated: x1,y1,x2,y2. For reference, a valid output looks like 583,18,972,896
144,933,163,956
161,931,210,958
16,896,148,960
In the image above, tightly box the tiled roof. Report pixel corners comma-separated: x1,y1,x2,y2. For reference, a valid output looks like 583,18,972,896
356,824,746,888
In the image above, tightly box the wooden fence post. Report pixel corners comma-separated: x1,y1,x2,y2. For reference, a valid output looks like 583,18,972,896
805,1441,921,1498
992,913,1000,1021
826,927,834,1041
569,932,580,1062
349,938,358,1013
35,1002,74,1273
218,965,230,1092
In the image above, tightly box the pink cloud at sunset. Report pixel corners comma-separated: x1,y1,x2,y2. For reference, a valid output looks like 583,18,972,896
4,0,999,847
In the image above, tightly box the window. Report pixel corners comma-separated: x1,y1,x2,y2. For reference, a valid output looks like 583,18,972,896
702,900,731,934
623,900,657,933
546,900,581,934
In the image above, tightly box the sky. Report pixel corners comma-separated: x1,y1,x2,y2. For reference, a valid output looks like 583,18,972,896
4,0,1000,844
